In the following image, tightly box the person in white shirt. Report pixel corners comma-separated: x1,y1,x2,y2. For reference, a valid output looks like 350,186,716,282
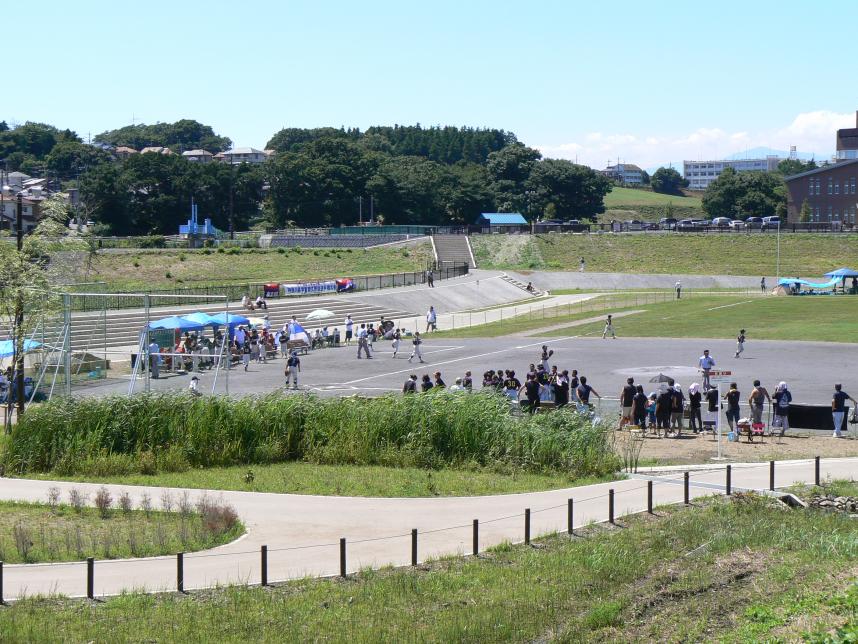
356,324,372,359
675,281,682,299
234,326,247,347
391,328,401,358
697,349,715,389
255,294,267,310
426,306,437,332
449,377,464,391
409,331,425,363
188,376,201,396
344,315,354,345
148,341,161,379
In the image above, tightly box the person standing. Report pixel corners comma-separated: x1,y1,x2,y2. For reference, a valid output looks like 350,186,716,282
773,381,792,436
579,257,585,272
735,329,746,358
148,340,161,379
503,370,521,401
670,384,685,435
760,277,767,294
285,351,301,390
698,349,715,389
619,377,636,430
748,380,771,425
632,385,648,428
391,328,401,358
575,376,600,407
519,373,541,414
356,324,372,359
426,269,435,288
462,370,473,391
655,388,673,437
188,376,201,397
831,384,856,438
539,345,553,369
554,370,570,408
675,281,682,299
688,383,702,433
704,385,719,432
420,374,434,392
241,341,251,371
402,374,418,394
344,315,354,345
433,371,446,388
723,383,741,435
426,306,437,332
602,314,616,339
408,331,425,363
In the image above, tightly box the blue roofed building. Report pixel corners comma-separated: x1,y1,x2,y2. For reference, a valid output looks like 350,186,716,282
475,212,529,233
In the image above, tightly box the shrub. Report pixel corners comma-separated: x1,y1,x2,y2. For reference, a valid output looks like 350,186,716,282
179,253,186,262
68,488,87,513
132,261,140,268
94,486,113,518
47,486,61,509
13,523,33,561
4,392,619,479
217,247,225,254
202,248,212,255
277,247,286,254
165,271,172,279
195,495,239,535
118,491,133,514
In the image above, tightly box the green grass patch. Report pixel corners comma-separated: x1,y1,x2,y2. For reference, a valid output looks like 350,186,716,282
543,294,858,342
75,243,433,291
24,462,612,498
0,496,242,563
603,186,703,209
2,391,620,481
473,233,858,276
1,491,854,641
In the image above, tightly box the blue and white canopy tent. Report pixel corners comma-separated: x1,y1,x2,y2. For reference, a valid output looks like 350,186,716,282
0,339,42,359
147,316,205,331
824,267,858,278
288,321,311,347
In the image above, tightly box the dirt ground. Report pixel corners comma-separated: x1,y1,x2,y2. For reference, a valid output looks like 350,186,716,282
636,431,858,466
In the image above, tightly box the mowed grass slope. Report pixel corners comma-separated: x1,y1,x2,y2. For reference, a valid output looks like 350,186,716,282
72,242,433,291
2,490,855,642
473,232,858,275
544,295,858,342
603,186,703,208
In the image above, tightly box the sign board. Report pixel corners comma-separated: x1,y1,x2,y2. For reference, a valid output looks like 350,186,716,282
282,281,337,295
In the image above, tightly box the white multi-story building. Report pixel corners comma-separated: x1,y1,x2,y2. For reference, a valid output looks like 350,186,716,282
683,156,781,190
216,147,268,164
601,163,644,185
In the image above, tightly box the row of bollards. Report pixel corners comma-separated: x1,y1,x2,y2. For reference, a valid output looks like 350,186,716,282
0,457,826,602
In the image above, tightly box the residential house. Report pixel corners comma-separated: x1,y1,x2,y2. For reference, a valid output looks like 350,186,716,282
219,147,268,164
182,149,214,163
0,194,41,232
114,146,139,159
601,163,645,186
140,146,173,155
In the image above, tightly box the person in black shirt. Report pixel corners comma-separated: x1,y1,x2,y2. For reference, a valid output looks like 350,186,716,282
554,370,570,408
569,370,580,400
832,383,856,437
421,374,434,392
462,370,473,391
402,374,418,394
520,373,542,414
433,371,446,389
536,365,550,401
687,383,703,433
575,376,600,407
504,370,521,400
723,382,741,434
619,377,636,430
656,389,673,437
632,385,648,428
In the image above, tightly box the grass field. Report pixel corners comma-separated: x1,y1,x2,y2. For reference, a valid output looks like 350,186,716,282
25,462,608,498
603,186,703,208
543,294,858,343
0,497,242,563
472,232,858,275
68,242,433,291
1,488,854,641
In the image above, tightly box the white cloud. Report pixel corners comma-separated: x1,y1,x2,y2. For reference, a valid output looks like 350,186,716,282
537,110,853,171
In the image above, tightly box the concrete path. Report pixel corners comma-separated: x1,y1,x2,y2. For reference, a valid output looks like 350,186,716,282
0,457,854,600
512,270,769,291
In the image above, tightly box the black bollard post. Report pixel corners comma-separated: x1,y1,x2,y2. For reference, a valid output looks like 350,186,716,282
86,557,94,600
647,480,653,514
567,499,573,535
339,538,347,578
815,456,820,487
770,460,775,491
608,489,615,524
684,472,690,505
472,519,479,556
261,546,268,587
524,509,531,544
177,552,184,593
0,560,3,605
726,464,732,496
411,529,417,566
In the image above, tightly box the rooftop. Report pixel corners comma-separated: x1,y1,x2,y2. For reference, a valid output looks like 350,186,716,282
784,158,858,182
478,213,528,225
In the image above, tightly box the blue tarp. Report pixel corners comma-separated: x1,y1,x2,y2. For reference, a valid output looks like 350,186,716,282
148,316,205,331
777,277,840,289
207,313,250,327
0,339,42,359
183,312,221,326
824,268,858,278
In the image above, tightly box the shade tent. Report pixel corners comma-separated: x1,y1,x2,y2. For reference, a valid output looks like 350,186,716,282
777,277,840,289
207,313,250,327
183,312,221,326
289,321,311,346
148,316,205,331
0,339,42,359
824,268,858,278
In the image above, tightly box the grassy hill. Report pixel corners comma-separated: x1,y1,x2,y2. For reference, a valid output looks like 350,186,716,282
601,186,704,223
472,233,858,276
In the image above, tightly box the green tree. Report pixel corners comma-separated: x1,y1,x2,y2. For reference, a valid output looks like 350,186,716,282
702,167,785,219
45,141,112,180
650,167,688,195
777,158,817,177
799,198,811,223
525,159,612,221
486,144,542,212
94,120,231,153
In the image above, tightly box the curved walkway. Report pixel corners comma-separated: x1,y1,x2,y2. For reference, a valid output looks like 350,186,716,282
1,457,854,600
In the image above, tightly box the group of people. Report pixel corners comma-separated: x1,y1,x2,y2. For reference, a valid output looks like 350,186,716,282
241,294,268,312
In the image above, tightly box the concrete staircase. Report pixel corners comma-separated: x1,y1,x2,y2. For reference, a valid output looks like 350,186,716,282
501,274,545,297
11,296,417,354
432,235,476,269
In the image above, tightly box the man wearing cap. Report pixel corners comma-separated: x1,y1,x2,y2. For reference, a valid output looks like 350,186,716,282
832,384,856,438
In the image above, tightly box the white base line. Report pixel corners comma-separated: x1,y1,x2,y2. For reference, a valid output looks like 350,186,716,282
342,335,581,385
707,300,753,311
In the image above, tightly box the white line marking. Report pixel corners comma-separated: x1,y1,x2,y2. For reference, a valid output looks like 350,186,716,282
341,335,581,385
707,300,753,311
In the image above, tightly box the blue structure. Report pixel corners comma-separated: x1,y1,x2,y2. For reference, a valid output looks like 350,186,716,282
475,213,528,231
179,200,219,237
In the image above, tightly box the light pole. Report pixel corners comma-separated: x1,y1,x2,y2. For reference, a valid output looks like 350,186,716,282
776,220,781,282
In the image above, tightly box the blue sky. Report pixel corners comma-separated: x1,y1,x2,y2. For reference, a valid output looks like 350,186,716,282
6,0,857,168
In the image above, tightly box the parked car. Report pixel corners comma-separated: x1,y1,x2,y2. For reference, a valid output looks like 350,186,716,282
745,216,763,229
711,216,732,227
659,217,678,230
761,216,781,230
677,218,697,231
625,219,644,231
729,219,746,230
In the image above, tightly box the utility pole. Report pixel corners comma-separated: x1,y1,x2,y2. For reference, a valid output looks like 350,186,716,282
359,196,362,224
229,166,235,239
15,194,25,419
370,196,374,222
